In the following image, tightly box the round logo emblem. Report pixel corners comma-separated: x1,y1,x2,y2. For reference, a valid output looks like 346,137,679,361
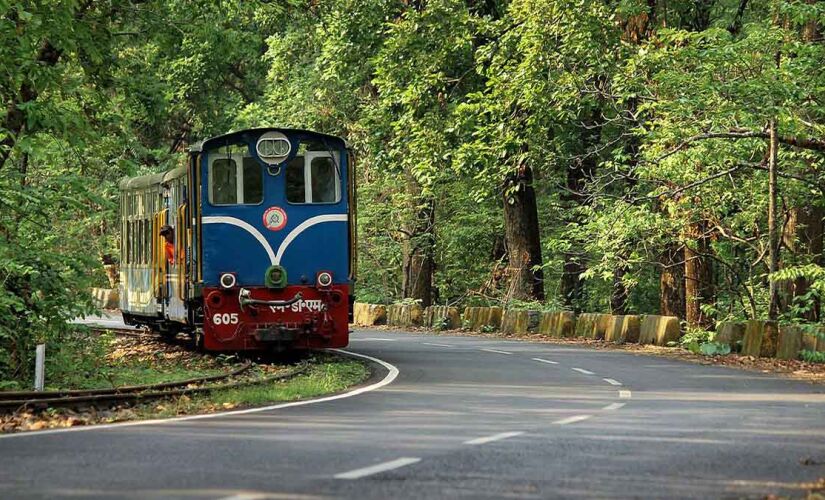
263,206,287,231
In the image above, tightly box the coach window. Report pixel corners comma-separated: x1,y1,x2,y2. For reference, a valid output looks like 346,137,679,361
286,153,340,204
208,150,263,206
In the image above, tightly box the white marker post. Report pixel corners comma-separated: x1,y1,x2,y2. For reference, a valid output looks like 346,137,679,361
34,344,45,391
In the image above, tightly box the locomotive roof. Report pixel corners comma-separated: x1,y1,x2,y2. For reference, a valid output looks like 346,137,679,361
189,127,347,153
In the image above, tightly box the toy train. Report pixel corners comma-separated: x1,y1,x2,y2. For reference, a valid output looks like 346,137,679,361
118,128,355,351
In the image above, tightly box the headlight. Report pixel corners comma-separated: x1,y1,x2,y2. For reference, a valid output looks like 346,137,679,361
220,273,237,289
316,271,333,288
265,265,287,289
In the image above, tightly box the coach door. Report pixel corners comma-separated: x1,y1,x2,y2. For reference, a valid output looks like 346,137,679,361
161,171,189,322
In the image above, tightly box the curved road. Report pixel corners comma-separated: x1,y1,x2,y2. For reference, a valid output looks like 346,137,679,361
2,329,825,499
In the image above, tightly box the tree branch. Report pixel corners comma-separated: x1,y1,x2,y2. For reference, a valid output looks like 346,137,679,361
655,129,825,165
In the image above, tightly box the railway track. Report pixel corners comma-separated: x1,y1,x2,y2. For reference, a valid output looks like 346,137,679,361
3,324,311,412
89,326,174,340
0,323,313,413
0,362,308,412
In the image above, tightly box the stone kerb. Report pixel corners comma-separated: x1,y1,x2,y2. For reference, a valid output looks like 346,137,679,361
802,326,825,353
352,303,367,325
352,303,387,326
537,311,576,338
639,315,681,346
741,320,779,357
387,304,423,328
462,306,503,331
715,321,745,351
606,315,641,343
501,309,539,335
573,313,612,340
424,306,461,330
594,314,612,340
776,325,804,360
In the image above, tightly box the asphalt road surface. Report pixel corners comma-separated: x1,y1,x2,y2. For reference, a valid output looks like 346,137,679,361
2,327,825,499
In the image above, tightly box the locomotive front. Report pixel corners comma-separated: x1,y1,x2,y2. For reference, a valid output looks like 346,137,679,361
193,129,354,351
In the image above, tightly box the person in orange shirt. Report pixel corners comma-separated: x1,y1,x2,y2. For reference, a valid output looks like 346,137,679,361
159,225,175,265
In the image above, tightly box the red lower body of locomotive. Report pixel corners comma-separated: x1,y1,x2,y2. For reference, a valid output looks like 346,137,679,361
201,285,349,350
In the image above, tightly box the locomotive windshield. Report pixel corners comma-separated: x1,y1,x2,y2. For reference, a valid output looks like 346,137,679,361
286,153,340,204
207,144,263,205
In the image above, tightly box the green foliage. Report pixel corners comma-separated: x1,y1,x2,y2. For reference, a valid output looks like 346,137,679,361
678,327,731,356
699,342,732,357
679,327,713,354
142,356,369,418
435,316,451,331
480,324,497,333
3,0,825,385
800,349,825,364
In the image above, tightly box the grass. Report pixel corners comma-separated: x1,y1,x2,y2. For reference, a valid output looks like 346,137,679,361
136,356,369,418
1,348,370,432
0,331,240,392
43,332,228,391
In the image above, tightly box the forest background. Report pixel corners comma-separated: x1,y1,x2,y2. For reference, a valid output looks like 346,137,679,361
1,0,824,381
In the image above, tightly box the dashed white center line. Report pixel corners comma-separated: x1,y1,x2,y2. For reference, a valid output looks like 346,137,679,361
422,342,453,348
464,431,524,445
602,402,626,411
219,494,268,500
553,415,592,425
571,367,595,375
603,378,622,386
335,457,421,480
532,357,558,365
619,390,632,399
481,348,512,355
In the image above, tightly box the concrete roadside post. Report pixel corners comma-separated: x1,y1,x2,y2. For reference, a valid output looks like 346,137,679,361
34,343,45,391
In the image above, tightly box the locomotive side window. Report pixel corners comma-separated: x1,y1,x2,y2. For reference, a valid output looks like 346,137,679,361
211,159,238,204
285,153,340,204
311,157,337,203
208,154,263,205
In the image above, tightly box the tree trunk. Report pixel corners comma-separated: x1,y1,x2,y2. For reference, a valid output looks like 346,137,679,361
776,0,823,322
610,265,628,314
401,196,435,307
660,243,686,319
685,221,714,328
768,119,780,320
559,124,599,311
781,205,824,321
502,165,544,302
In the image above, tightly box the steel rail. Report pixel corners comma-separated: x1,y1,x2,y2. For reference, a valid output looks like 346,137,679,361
0,363,308,412
0,363,253,401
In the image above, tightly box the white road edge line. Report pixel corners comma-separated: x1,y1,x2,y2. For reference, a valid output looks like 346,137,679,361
0,349,399,440
571,367,595,375
553,415,592,425
464,431,524,445
619,390,632,399
532,357,558,365
602,403,626,411
603,378,622,386
422,343,453,348
481,348,512,355
335,457,421,480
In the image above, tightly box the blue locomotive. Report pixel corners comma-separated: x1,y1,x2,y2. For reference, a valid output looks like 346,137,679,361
118,128,355,350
